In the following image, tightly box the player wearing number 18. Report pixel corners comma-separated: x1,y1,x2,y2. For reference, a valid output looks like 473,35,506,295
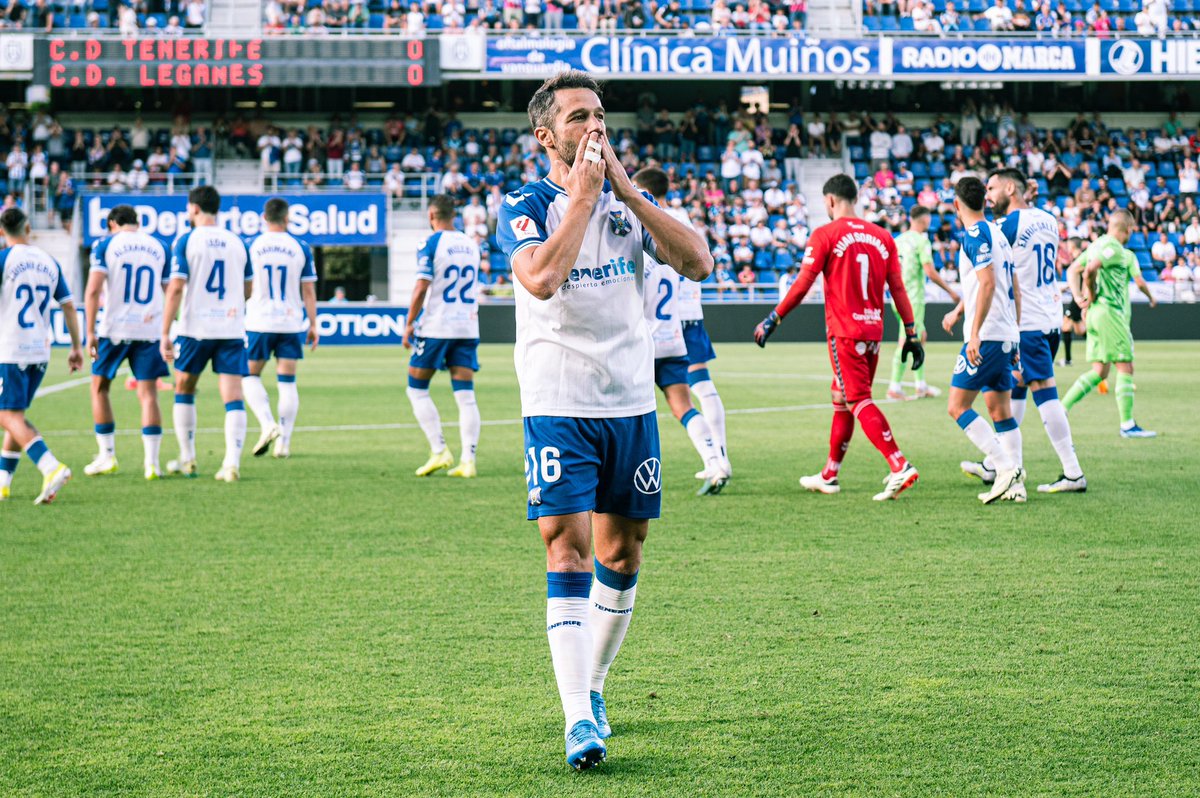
160,185,254,482
83,204,171,481
401,194,483,478
244,198,319,461
753,174,922,501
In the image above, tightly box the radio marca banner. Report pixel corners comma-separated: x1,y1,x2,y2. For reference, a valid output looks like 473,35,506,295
80,193,387,248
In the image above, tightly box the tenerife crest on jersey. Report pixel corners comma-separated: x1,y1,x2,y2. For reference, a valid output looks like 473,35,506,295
609,210,632,237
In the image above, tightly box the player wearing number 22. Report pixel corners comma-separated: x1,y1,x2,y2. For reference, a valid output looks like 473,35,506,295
401,194,483,478
244,198,320,461
754,173,923,501
497,72,712,771
83,204,171,480
160,185,254,483
0,207,84,505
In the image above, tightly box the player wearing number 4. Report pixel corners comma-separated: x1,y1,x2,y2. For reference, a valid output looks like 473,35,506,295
401,194,483,478
497,72,712,770
0,207,84,505
244,198,319,460
160,185,254,483
941,177,1026,504
82,204,171,481
754,174,923,502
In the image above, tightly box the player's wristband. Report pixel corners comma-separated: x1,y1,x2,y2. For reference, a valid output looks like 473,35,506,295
904,323,916,337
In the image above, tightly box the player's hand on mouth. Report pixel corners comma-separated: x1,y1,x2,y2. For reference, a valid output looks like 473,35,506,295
566,131,606,205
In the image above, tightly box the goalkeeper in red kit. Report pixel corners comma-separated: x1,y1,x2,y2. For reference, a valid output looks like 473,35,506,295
754,174,924,501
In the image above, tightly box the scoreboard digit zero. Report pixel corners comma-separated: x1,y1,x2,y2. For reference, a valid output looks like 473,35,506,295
35,37,440,88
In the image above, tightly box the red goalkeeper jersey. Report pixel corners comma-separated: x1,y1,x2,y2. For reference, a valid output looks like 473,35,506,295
775,216,913,342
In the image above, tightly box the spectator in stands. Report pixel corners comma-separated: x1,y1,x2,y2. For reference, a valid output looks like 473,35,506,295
980,0,1014,28
868,122,891,171
1144,0,1168,36
258,127,281,178
184,0,205,27
303,160,324,190
344,162,365,190
1151,231,1177,271
891,125,914,163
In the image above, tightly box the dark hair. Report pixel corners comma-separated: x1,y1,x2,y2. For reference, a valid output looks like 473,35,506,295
910,205,931,221
0,206,28,237
187,185,221,215
428,194,457,221
988,167,1027,187
632,166,669,200
955,176,986,212
107,204,138,227
527,70,603,132
263,197,289,225
821,174,858,203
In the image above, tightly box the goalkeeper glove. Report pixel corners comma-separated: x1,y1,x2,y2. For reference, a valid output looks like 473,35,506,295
754,310,781,348
901,324,925,370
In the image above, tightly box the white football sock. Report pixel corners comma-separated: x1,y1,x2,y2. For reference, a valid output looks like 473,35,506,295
25,437,60,476
453,387,480,462
1011,398,1027,427
0,449,20,490
691,379,727,460
997,426,1023,470
590,565,638,695
277,380,300,449
96,431,115,459
224,404,247,469
142,427,162,470
959,412,1014,472
682,409,720,469
406,386,446,453
547,573,594,732
242,375,276,430
173,399,197,462
1038,398,1083,478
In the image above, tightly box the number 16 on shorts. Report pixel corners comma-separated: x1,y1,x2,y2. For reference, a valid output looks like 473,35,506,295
526,445,561,508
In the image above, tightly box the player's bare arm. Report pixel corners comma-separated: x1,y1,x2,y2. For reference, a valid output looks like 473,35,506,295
83,269,105,360
302,281,320,349
403,279,431,350
968,266,995,366
599,137,712,283
161,277,185,363
60,299,85,372
511,131,606,300
1082,257,1102,307
942,301,964,334
1012,270,1022,326
244,278,253,301
1135,274,1157,308
1066,257,1089,309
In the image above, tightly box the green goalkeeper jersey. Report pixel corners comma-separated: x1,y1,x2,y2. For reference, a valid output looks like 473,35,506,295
895,230,933,305
1074,234,1139,318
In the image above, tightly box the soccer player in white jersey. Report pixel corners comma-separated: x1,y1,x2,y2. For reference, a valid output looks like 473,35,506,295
633,167,728,495
244,198,319,460
0,207,83,504
496,72,712,770
82,204,171,480
941,177,1026,504
963,169,1086,494
159,185,253,483
400,194,483,478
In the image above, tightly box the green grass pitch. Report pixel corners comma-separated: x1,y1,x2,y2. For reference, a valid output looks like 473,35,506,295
2,342,1198,797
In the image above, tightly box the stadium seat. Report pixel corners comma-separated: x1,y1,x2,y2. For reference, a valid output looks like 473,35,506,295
774,251,794,270
911,161,928,179
1160,161,1178,178
880,16,900,30
900,16,915,29
863,15,882,30
1129,232,1147,250
1110,179,1126,196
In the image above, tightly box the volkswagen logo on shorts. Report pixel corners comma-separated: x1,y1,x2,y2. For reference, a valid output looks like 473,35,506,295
634,457,662,495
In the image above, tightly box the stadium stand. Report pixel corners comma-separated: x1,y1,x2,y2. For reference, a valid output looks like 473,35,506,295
0,0,207,32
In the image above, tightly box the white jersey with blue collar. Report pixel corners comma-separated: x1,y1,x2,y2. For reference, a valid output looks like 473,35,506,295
89,230,169,342
246,230,317,334
643,258,686,360
497,177,658,418
169,226,253,340
998,207,1062,333
413,229,481,339
0,243,72,364
959,219,1019,344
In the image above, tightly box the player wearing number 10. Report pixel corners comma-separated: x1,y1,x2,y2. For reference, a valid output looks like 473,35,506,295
244,198,320,461
401,194,483,478
160,185,254,483
83,204,171,480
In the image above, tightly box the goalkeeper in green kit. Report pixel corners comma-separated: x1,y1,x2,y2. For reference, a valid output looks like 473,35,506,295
887,206,960,400
1063,209,1158,437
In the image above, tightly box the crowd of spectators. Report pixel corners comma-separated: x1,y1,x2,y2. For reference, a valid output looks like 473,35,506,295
846,101,1200,291
0,0,205,32
263,0,810,34
871,0,1186,37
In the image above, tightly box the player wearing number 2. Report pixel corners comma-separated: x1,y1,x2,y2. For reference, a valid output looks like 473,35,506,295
83,204,171,480
961,169,1085,494
244,198,319,461
160,185,254,483
497,72,712,770
401,194,483,478
754,174,923,502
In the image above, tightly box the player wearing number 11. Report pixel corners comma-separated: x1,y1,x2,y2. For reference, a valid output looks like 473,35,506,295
160,185,254,483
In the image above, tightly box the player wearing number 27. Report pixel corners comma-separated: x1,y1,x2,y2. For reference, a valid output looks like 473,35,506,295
754,174,923,501
497,71,712,771
160,185,254,483
401,194,483,478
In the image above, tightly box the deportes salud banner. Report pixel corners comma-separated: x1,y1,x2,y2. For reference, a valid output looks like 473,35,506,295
80,193,387,248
